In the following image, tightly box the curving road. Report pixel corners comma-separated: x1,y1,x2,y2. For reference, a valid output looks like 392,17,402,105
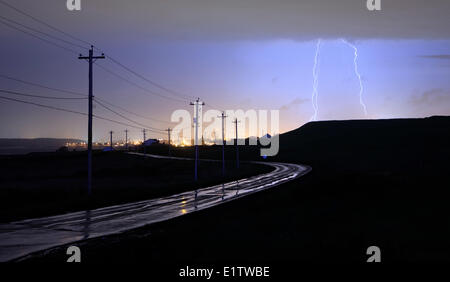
0,153,310,262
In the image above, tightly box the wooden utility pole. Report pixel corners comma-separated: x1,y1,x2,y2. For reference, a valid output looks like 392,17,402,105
166,128,172,156
233,118,240,169
218,112,227,177
78,45,105,196
124,129,128,151
109,130,114,150
190,98,204,181
142,128,146,155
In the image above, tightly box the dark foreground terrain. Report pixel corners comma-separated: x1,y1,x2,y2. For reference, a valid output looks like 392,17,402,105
16,116,450,268
0,151,271,223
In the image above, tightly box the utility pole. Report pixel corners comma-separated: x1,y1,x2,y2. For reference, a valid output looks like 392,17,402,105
124,129,128,151
78,45,105,196
142,128,146,155
166,128,172,156
190,98,205,181
109,130,114,150
218,111,227,177
233,118,240,169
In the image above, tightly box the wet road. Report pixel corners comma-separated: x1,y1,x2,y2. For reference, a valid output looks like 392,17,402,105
0,153,310,262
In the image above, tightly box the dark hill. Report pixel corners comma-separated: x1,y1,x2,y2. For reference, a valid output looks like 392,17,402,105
274,116,450,175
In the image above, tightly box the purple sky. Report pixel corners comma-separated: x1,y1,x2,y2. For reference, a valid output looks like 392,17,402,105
0,0,449,142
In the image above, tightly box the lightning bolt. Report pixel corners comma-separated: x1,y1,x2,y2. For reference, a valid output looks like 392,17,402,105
342,39,368,116
310,39,322,121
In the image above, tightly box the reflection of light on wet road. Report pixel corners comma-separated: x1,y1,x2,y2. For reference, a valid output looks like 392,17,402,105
0,153,310,262
181,199,187,214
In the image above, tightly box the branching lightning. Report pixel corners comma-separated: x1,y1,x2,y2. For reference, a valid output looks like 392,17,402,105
310,39,322,121
308,39,367,119
342,39,368,116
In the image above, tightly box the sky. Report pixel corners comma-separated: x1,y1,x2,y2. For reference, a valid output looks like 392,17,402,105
0,0,449,142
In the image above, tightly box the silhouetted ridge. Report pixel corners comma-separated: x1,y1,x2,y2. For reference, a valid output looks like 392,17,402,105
276,116,450,173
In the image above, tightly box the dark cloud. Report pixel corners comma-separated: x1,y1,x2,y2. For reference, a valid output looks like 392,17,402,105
419,55,450,60
2,0,449,41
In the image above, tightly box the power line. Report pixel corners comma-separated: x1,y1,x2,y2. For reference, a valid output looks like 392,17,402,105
0,89,87,100
97,50,194,101
0,73,174,125
0,3,185,106
0,18,79,55
0,95,89,116
0,0,210,109
0,0,230,128
0,0,92,47
0,95,165,134
204,102,225,113
94,62,187,104
0,74,87,97
0,14,87,51
94,115,164,134
94,97,172,124
94,98,165,133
